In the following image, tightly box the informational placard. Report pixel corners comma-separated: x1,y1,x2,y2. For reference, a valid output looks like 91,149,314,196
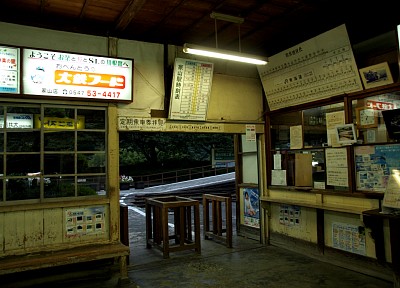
0,45,19,94
326,147,348,187
22,48,133,101
169,58,213,121
65,206,106,238
279,205,301,226
332,222,366,256
0,113,33,129
355,144,400,192
246,124,256,142
258,24,362,111
383,170,400,209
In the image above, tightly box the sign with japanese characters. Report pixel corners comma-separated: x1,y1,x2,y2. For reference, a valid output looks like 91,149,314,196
0,113,33,129
0,45,20,94
258,24,362,111
22,49,133,102
169,58,214,121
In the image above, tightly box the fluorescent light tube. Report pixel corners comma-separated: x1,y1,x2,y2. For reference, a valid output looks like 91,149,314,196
183,43,268,65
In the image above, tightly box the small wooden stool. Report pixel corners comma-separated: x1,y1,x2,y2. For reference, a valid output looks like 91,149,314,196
203,194,232,248
145,196,201,258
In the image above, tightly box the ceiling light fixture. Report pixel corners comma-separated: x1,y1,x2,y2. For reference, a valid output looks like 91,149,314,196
183,12,268,65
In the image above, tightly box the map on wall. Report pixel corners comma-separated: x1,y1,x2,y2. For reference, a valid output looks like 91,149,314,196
169,58,214,121
257,24,363,111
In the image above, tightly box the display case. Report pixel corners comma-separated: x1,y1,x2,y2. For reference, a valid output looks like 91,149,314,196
267,83,400,195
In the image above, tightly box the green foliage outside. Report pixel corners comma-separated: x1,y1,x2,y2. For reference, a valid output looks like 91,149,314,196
119,132,234,176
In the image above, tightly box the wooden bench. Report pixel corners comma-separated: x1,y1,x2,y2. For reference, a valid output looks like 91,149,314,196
203,194,232,248
0,243,130,280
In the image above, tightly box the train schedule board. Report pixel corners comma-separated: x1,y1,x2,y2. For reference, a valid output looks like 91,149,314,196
169,58,214,121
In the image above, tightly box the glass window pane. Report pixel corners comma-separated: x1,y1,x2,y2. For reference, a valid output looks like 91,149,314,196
44,154,75,174
7,154,40,174
0,133,3,152
0,155,3,174
44,131,75,151
6,176,40,200
44,176,75,198
270,111,301,150
352,91,400,144
7,131,40,152
77,132,105,151
77,153,106,173
77,176,106,196
78,109,105,129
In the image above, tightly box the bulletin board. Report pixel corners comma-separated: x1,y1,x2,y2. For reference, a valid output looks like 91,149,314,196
354,144,400,192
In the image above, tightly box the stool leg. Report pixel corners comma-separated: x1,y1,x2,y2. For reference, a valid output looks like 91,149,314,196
162,207,170,258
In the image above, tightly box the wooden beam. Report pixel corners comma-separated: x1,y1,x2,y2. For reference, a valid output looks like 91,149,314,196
114,0,148,32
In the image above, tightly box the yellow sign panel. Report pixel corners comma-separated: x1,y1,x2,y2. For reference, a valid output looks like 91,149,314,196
34,114,85,129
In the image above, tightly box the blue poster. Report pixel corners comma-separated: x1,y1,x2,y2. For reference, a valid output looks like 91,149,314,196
243,188,260,228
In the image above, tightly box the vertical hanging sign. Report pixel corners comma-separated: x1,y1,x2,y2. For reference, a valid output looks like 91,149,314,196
0,45,20,94
169,58,214,121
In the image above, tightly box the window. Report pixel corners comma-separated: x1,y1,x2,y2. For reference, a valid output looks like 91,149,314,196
0,104,107,202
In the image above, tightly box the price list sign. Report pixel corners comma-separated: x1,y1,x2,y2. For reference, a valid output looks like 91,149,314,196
258,25,363,111
169,58,213,121
22,48,133,102
0,46,20,94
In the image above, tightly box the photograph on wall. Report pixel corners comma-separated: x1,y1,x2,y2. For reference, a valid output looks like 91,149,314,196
243,188,260,228
335,123,356,145
359,62,393,89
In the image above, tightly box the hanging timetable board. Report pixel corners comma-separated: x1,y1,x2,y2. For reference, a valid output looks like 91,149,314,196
169,58,214,121
257,24,363,111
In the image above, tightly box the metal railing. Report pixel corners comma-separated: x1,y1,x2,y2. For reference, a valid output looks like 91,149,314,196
132,163,235,188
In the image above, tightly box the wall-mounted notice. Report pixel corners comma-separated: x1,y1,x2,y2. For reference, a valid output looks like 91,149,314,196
332,222,366,256
169,58,213,121
279,205,301,226
65,206,106,238
326,147,348,187
258,24,362,111
22,49,133,101
0,46,19,94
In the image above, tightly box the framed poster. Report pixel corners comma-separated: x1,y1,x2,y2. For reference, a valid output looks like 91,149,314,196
335,123,357,144
22,48,133,102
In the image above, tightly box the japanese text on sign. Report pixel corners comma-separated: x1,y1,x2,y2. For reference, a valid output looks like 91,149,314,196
22,48,133,101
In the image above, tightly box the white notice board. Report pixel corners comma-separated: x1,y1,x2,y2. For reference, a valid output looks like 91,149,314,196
169,58,214,121
258,24,363,111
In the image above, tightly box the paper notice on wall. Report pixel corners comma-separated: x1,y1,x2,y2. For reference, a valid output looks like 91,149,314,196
332,222,366,256
383,170,400,209
326,148,348,187
65,206,106,238
326,111,345,147
290,125,303,149
271,169,287,186
246,124,256,142
273,153,282,170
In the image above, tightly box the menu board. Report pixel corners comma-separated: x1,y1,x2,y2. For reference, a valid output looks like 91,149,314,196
22,48,133,102
169,58,213,121
258,24,363,111
0,46,19,94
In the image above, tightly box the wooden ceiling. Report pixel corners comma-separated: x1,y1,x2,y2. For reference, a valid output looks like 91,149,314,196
0,0,399,57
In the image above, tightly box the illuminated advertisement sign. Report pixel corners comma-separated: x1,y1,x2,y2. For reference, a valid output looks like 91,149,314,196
22,49,133,102
0,46,20,94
